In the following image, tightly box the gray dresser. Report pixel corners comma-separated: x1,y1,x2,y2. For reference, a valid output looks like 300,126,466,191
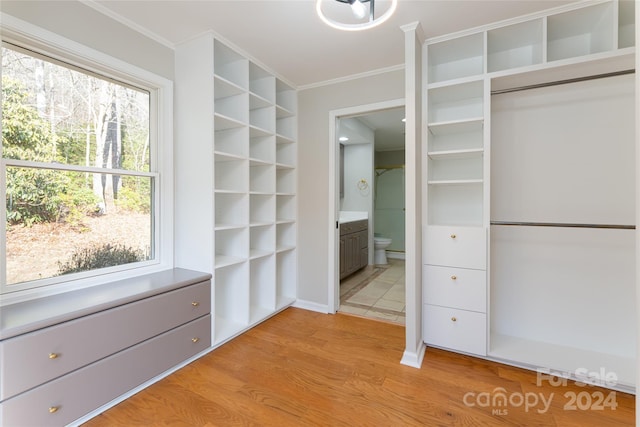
0,268,212,426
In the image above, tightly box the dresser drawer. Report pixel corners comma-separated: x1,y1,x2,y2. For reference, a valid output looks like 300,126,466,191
423,305,486,356
0,280,210,401
424,226,486,269
423,265,486,312
0,314,211,427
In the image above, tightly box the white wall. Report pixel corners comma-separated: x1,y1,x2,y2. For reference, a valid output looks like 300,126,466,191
297,69,404,307
340,118,374,213
342,142,374,213
0,0,174,80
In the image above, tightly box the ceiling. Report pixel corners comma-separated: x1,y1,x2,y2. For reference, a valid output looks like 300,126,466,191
89,0,572,151
339,107,405,150
91,0,572,88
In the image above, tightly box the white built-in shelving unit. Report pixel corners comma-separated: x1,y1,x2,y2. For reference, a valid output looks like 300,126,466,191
423,0,636,391
175,35,297,347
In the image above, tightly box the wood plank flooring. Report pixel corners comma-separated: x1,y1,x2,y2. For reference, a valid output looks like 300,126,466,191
83,308,634,426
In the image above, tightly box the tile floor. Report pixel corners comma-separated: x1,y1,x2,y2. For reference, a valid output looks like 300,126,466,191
339,258,405,325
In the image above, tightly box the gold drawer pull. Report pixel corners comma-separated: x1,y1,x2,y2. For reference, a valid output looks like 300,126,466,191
192,337,200,343
450,275,457,280
191,301,200,307
450,234,456,239
451,317,457,322
49,353,59,360
49,406,60,414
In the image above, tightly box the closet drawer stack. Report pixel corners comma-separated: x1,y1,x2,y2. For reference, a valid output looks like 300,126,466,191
0,269,212,426
423,227,487,355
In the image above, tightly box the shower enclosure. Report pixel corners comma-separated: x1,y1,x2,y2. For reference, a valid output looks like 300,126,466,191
374,165,405,253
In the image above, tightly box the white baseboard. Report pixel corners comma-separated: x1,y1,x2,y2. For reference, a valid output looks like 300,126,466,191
400,341,426,368
387,251,405,260
292,299,330,314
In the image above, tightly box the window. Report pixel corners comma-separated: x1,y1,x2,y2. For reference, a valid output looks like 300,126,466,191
1,20,173,299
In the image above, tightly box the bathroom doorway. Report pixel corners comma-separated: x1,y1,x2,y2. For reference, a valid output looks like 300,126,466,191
329,101,406,324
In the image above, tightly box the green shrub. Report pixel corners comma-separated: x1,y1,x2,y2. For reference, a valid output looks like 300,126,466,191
58,243,146,275
116,184,150,213
6,168,67,226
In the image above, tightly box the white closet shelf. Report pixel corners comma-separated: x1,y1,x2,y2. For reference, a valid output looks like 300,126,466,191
214,75,246,98
250,221,273,227
276,192,296,197
249,92,272,109
276,296,296,310
428,117,484,135
490,48,635,92
275,163,295,170
249,249,273,260
214,316,246,345
214,255,246,269
215,223,246,231
215,151,245,161
276,105,295,119
489,333,635,391
249,158,271,166
214,189,246,195
250,306,275,324
249,191,273,196
427,179,483,185
248,125,273,138
276,219,295,225
426,75,485,90
276,134,295,144
215,113,246,131
427,148,484,160
276,245,295,254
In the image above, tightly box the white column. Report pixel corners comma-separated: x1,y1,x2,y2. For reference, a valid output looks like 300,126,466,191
400,21,426,368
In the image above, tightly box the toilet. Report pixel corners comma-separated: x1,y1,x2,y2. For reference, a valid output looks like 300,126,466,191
374,235,392,265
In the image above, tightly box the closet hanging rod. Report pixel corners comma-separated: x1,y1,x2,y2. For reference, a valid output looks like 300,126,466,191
490,221,635,230
491,69,635,95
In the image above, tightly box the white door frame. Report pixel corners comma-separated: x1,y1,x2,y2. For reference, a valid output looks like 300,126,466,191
327,98,405,314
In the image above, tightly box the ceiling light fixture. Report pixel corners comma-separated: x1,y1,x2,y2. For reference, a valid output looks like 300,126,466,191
316,0,398,32
350,0,367,19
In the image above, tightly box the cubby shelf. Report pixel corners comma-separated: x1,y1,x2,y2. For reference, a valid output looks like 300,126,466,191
214,255,246,269
426,1,632,86
428,33,484,84
176,34,297,347
428,117,484,134
215,75,245,98
488,19,543,73
249,249,273,260
213,316,246,345
276,245,296,254
427,149,483,160
547,2,614,62
215,114,245,131
427,179,484,185
276,134,295,144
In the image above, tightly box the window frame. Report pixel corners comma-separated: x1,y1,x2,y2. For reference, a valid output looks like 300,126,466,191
0,13,174,304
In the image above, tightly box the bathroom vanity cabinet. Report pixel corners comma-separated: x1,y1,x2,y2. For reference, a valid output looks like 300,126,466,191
340,219,368,279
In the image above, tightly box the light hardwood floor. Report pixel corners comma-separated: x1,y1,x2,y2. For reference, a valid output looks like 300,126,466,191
84,308,634,426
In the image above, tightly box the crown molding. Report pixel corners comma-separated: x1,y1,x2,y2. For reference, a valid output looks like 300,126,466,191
298,63,405,91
